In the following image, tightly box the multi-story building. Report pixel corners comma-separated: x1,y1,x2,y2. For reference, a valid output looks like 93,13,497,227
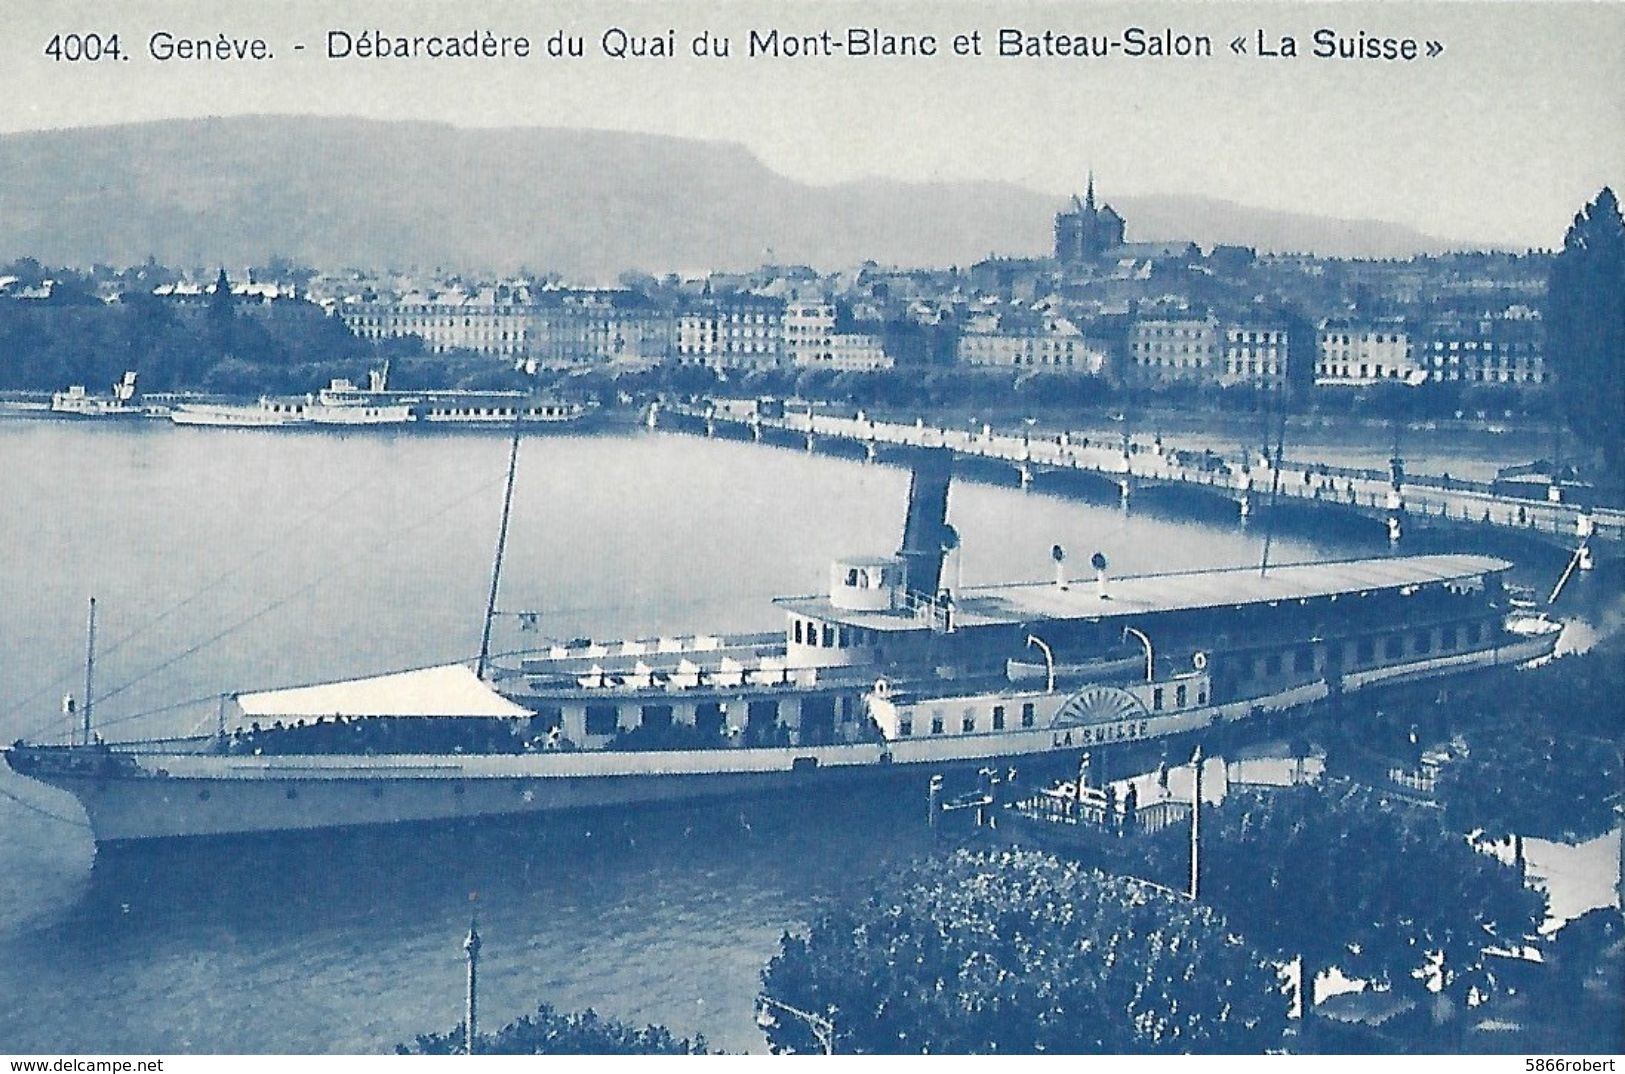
957,317,1105,375
527,289,673,369
1125,312,1221,385
1417,314,1545,387
674,293,784,370
1220,319,1290,391
825,333,892,371
1315,317,1422,386
783,300,836,367
339,289,532,360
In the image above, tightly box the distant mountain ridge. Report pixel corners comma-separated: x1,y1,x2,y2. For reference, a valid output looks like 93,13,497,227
0,116,1465,278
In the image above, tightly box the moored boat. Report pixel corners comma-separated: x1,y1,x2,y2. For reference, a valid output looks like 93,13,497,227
3,450,1562,845
168,364,590,430
49,371,149,418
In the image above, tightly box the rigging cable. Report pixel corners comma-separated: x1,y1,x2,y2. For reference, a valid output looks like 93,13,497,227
0,781,91,829
2,465,405,729
14,456,516,742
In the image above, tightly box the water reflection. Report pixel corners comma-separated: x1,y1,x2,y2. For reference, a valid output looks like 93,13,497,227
4,787,937,1053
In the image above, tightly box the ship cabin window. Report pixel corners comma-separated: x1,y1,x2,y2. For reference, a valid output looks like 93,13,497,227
1197,686,1208,706
1020,703,1035,728
837,626,850,648
992,705,1006,730
822,625,835,647
529,706,564,732
694,701,725,736
930,714,945,735
793,620,804,644
1415,629,1433,655
1153,687,1164,711
747,699,779,728
585,704,620,736
899,718,913,736
1176,684,1187,708
1356,638,1375,666
1298,645,1315,672
846,568,861,587
962,711,977,733
641,704,674,730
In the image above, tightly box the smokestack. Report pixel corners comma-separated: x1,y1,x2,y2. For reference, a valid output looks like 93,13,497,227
1052,544,1067,589
1092,551,1110,599
898,449,953,596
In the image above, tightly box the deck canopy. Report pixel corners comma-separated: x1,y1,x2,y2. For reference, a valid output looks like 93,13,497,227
236,664,531,721
778,553,1511,632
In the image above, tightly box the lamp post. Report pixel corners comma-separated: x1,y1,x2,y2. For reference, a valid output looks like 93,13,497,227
1123,625,1154,683
463,916,481,1055
1189,744,1204,901
1026,634,1056,694
757,995,835,1055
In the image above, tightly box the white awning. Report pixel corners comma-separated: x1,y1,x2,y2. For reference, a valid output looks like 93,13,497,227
236,664,531,720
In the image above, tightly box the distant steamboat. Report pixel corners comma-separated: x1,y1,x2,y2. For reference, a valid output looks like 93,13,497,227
5,451,1559,845
168,365,590,430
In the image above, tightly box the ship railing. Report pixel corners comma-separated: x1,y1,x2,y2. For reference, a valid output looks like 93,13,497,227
27,733,220,755
522,661,821,693
1015,786,1191,835
899,588,956,632
506,631,783,674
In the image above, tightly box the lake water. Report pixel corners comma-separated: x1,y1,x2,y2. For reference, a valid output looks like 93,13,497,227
0,420,1616,1053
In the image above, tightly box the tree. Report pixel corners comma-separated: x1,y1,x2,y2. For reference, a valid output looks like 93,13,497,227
760,848,1290,1054
1546,188,1625,476
1436,731,1622,878
398,1002,707,1055
1148,783,1545,1043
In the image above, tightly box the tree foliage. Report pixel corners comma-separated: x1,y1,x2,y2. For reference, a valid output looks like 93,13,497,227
1546,188,1625,475
760,848,1290,1054
398,1002,707,1055
1153,783,1546,1015
1438,731,1621,854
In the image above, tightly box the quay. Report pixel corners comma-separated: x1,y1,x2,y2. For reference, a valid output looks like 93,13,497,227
654,401,1620,562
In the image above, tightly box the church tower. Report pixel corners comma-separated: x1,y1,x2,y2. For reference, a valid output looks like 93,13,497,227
1054,173,1126,266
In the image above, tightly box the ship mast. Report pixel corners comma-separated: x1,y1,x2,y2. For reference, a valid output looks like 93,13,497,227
476,420,523,680
82,596,97,745
1257,391,1288,577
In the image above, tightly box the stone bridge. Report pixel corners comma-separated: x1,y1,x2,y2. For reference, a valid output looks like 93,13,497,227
653,401,1620,567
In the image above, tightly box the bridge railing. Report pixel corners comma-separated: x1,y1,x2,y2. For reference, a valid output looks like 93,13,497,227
667,404,1619,542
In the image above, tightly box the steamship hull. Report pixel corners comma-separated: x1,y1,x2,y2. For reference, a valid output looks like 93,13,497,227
6,624,1557,845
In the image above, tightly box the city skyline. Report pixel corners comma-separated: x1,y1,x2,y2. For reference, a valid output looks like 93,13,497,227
1,0,1621,251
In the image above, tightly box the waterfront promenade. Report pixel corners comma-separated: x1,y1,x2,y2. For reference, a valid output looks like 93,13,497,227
658,401,1623,556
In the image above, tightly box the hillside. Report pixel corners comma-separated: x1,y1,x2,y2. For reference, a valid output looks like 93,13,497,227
0,116,1459,276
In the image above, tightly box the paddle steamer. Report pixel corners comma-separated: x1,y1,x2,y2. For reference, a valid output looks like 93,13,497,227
4,451,1559,843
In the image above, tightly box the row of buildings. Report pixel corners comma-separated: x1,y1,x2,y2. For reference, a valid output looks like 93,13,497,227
18,175,1535,394
322,175,1548,392
330,284,1546,391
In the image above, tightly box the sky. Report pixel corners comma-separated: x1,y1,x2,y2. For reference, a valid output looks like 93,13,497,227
2,0,1621,249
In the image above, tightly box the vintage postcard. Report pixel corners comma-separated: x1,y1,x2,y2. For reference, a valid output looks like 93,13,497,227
0,0,1620,1062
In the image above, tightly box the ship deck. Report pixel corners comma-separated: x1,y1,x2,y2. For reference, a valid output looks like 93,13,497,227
776,553,1509,631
